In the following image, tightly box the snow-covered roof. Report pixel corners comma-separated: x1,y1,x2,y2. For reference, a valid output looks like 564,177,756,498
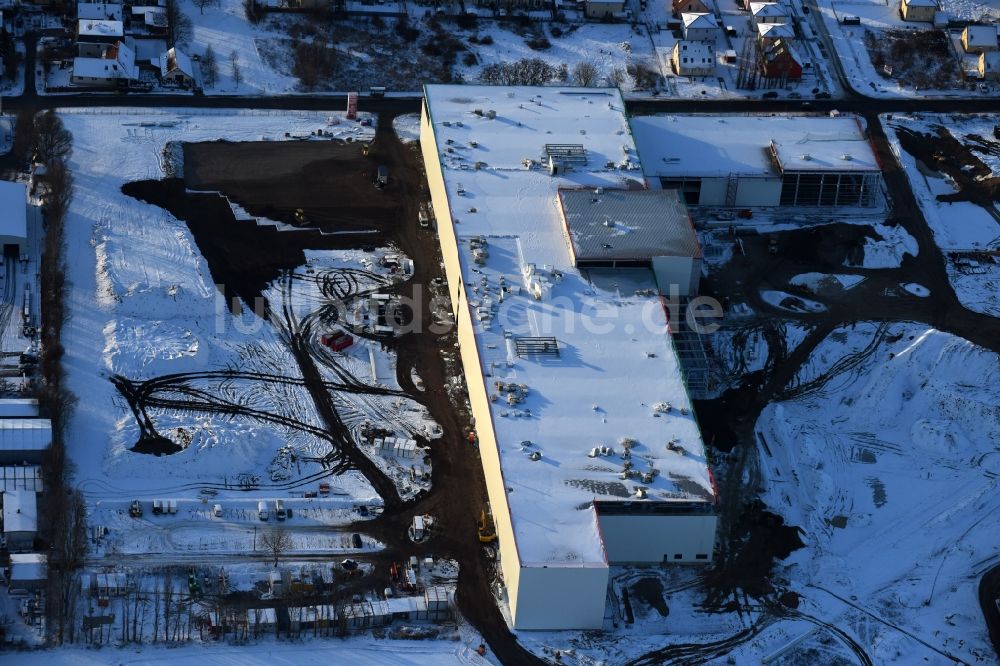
9,553,46,582
77,2,123,21
3,489,37,534
423,85,714,567
757,22,795,38
73,41,137,81
0,419,52,452
982,51,1000,69
903,0,938,7
0,466,43,493
160,47,194,79
0,180,27,241
559,189,701,261
675,40,715,59
630,114,879,178
0,399,39,418
132,5,167,27
750,1,787,16
964,24,998,47
77,19,123,38
682,12,718,28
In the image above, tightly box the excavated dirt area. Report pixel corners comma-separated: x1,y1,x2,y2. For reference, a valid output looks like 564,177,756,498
119,120,539,664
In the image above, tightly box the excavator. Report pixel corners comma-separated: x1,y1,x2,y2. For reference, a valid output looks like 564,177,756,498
477,509,497,543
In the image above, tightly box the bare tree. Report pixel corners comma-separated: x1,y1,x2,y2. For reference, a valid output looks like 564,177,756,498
608,66,627,88
201,45,217,87
164,0,192,46
572,60,599,87
193,0,216,14
230,49,242,88
32,110,73,166
260,527,292,567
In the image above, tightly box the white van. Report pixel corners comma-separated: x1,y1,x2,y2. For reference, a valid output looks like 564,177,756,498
258,501,269,521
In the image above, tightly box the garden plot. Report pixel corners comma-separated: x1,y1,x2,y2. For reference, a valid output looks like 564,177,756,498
755,322,1000,665
60,109,425,561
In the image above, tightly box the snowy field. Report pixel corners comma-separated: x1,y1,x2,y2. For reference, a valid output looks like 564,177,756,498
755,322,1000,665
59,108,435,558
884,113,1000,317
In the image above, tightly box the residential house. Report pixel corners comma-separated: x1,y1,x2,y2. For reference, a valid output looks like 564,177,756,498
77,19,124,45
759,37,803,84
757,21,795,45
979,51,1000,79
585,0,624,18
682,12,718,41
900,0,938,22
962,25,998,53
129,6,169,37
673,40,716,75
2,490,37,551
159,47,195,86
77,3,124,21
672,0,710,16
72,40,138,87
749,2,788,24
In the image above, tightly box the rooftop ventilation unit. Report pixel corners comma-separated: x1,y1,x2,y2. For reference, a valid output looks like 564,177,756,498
515,336,560,357
543,144,588,165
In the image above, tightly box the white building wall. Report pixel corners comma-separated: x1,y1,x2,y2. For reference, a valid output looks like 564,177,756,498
697,177,727,205
652,256,701,297
684,26,716,41
735,177,783,206
599,514,718,563
513,564,609,630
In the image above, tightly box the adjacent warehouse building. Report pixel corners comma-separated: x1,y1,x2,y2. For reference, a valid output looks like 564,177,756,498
630,114,883,208
0,181,28,258
420,86,717,631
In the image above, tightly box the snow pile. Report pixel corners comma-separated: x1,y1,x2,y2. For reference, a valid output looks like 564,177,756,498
852,222,918,268
789,272,865,292
756,323,1000,665
760,289,827,313
392,113,420,144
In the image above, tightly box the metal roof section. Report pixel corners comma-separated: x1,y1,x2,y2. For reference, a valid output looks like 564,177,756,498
0,419,53,452
559,188,702,262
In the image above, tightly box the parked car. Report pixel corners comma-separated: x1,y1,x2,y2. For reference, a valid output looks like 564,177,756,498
762,91,779,99
352,533,363,549
258,501,269,521
374,165,389,188
814,91,832,99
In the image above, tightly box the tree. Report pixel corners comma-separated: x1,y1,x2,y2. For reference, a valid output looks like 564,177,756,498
293,41,337,90
202,45,218,87
165,0,192,46
572,60,598,87
193,0,215,14
32,110,73,166
260,527,292,566
608,66,627,88
243,0,264,24
230,49,242,88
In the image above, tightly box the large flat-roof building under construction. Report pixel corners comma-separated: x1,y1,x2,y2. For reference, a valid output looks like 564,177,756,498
420,85,718,631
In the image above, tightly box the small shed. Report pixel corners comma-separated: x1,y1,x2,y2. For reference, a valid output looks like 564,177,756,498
3,489,37,550
9,553,46,590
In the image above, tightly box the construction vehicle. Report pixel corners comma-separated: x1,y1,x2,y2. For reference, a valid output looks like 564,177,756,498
477,509,497,543
128,500,143,518
293,208,308,225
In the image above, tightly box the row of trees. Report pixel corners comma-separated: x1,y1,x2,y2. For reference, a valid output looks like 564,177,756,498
31,111,86,645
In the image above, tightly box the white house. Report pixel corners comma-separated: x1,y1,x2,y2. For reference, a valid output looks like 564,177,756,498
682,12,718,41
749,1,788,24
673,40,716,76
757,22,795,43
159,47,195,86
72,40,137,87
962,25,998,53
900,0,938,22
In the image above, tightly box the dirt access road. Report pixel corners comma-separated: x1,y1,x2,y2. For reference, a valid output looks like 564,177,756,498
173,117,541,664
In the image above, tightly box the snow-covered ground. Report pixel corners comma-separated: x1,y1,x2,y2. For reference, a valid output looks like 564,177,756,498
59,109,434,560
850,221,919,268
755,322,1000,665
884,113,1000,317
33,638,493,665
392,113,420,144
